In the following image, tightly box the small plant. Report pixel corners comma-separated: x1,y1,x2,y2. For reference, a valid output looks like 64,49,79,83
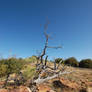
23,65,36,81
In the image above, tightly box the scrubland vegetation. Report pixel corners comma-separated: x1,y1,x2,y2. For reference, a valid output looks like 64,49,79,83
0,56,92,92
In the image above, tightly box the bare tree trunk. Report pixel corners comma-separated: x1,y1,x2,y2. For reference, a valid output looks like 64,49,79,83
57,60,62,69
40,56,43,64
45,56,48,66
54,60,56,70
34,71,74,84
40,35,48,64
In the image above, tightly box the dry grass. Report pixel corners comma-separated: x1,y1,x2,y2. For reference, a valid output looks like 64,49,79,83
38,67,92,92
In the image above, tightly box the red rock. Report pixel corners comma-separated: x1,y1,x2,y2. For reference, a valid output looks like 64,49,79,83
38,84,51,92
0,89,8,92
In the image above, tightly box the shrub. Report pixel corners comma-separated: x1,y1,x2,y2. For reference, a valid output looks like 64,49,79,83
23,65,36,81
79,59,92,68
0,58,25,78
64,57,79,67
0,58,25,87
25,56,37,63
0,64,7,78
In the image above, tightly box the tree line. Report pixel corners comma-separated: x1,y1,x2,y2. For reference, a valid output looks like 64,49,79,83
55,57,92,68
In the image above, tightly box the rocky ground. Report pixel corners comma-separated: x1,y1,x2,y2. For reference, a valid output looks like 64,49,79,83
0,67,92,92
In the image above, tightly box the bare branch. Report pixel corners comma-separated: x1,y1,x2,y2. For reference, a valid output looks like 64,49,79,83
47,46,62,49
38,31,49,64
57,60,63,69
45,56,48,66
44,31,50,39
54,60,57,70
34,71,74,84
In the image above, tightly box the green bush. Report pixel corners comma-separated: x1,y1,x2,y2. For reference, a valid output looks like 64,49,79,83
79,59,92,68
0,58,25,78
25,56,37,63
64,57,79,67
0,64,8,78
23,65,36,81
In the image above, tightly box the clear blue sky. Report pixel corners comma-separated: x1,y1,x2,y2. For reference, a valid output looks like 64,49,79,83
0,0,92,61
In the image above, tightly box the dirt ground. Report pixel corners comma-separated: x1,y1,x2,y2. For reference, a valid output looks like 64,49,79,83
0,67,92,92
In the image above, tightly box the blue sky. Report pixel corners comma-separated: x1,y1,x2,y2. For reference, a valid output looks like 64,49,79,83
0,0,92,61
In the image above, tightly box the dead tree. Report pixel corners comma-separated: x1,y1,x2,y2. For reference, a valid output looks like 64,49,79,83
44,55,48,66
36,31,61,68
29,31,74,92
39,31,49,65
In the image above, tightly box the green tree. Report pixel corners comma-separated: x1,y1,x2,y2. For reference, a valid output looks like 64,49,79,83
79,59,92,68
64,57,79,67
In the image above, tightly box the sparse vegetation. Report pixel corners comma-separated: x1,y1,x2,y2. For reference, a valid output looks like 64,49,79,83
0,55,92,92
